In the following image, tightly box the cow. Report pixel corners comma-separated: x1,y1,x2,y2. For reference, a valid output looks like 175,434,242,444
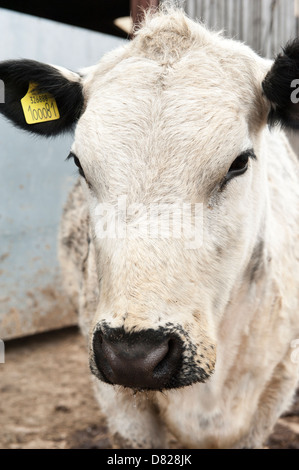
0,6,299,449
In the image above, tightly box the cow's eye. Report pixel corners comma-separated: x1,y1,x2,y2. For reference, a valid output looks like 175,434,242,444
222,149,256,187
227,154,249,177
67,152,85,178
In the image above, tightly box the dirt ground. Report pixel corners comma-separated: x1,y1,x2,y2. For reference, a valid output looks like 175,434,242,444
1,326,299,450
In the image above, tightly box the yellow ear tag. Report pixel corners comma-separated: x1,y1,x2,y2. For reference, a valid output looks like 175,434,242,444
21,82,60,124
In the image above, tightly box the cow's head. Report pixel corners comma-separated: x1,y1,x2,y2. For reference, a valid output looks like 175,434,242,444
1,10,299,391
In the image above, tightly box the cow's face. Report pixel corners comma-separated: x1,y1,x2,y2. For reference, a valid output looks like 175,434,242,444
1,11,299,391
74,51,266,390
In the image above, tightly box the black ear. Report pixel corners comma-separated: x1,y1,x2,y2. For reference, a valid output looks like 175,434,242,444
0,59,84,136
262,39,299,130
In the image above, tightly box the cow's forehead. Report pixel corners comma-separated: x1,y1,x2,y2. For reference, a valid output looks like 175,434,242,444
74,14,267,198
78,15,267,148
76,51,256,163
85,40,264,108
78,65,248,156
83,10,268,106
74,75,250,202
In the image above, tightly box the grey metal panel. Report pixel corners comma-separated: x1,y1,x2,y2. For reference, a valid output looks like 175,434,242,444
0,9,126,339
183,0,297,58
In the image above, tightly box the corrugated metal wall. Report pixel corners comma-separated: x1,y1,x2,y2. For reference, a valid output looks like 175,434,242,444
183,0,298,58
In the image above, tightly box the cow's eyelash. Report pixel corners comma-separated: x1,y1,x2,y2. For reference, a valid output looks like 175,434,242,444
67,152,85,179
220,148,256,189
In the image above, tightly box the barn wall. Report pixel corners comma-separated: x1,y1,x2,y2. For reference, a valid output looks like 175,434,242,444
0,9,126,340
183,0,298,58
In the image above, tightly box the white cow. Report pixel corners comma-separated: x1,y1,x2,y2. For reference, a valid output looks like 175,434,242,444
1,7,299,449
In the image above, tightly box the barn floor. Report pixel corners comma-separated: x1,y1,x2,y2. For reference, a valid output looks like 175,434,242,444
1,326,299,449
0,327,111,449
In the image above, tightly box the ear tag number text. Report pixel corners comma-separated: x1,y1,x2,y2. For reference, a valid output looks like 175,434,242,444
21,82,60,124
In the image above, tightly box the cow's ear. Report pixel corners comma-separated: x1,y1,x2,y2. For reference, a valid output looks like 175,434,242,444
262,39,299,130
0,59,84,136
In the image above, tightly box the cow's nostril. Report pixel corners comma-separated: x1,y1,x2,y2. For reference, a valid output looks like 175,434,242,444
153,339,182,381
93,328,183,390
